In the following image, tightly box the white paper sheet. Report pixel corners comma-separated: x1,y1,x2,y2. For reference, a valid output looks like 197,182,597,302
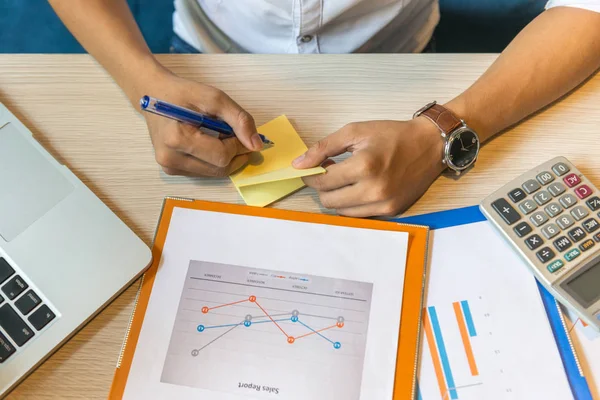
417,222,573,400
122,207,409,400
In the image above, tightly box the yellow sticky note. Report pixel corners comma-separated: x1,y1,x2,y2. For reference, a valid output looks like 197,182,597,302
230,115,325,207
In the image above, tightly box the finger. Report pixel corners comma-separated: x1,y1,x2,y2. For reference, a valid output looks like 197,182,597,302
303,159,359,192
157,147,249,177
336,201,402,218
321,159,336,168
293,124,359,169
205,91,261,151
219,134,252,155
168,124,248,167
317,183,374,210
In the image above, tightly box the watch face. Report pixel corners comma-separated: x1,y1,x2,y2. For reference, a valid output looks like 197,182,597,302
446,127,479,170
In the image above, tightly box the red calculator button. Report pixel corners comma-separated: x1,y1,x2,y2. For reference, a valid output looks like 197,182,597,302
575,185,593,199
564,173,581,188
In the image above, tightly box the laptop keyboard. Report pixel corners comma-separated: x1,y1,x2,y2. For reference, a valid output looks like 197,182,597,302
0,257,56,363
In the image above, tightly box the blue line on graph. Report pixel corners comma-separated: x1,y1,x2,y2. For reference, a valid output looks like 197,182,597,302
428,306,458,400
202,318,289,329
460,300,477,337
297,319,335,345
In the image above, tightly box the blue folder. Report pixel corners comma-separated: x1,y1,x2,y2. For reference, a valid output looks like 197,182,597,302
394,205,592,400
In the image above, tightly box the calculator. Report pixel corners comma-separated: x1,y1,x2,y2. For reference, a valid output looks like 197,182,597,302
480,156,600,330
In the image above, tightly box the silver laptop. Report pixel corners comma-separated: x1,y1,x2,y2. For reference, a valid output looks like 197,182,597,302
0,103,152,396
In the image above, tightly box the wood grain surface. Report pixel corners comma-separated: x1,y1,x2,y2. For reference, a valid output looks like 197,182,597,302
0,54,598,399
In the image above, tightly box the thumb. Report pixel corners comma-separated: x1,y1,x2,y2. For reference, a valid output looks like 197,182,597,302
293,128,355,169
213,92,261,152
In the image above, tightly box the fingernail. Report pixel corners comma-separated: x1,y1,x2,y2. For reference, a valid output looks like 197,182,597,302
251,134,263,150
292,153,306,167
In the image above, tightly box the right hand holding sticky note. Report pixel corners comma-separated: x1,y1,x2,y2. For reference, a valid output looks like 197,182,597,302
230,115,325,207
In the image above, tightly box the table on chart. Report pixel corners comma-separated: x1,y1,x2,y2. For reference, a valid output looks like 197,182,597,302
161,261,373,400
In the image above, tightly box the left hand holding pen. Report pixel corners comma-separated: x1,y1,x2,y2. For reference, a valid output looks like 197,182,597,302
293,118,445,217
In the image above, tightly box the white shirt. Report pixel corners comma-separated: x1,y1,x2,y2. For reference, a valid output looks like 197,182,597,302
173,0,600,54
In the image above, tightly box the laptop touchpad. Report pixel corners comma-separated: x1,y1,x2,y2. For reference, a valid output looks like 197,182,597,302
0,123,74,242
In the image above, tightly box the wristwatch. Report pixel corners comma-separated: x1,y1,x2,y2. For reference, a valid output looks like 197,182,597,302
413,101,480,175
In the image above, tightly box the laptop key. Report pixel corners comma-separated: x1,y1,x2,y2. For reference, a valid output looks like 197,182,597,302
15,290,42,315
28,305,55,331
0,304,35,346
0,294,3,305
1,275,28,300
0,258,15,285
0,331,16,363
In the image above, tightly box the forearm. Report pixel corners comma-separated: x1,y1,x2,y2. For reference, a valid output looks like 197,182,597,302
446,6,600,142
48,0,169,108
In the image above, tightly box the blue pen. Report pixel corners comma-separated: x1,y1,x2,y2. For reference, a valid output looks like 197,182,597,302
139,95,273,146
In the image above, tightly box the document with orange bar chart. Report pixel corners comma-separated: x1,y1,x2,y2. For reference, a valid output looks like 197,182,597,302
417,222,573,399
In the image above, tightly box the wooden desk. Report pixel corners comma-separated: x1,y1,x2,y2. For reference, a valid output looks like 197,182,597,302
0,54,599,398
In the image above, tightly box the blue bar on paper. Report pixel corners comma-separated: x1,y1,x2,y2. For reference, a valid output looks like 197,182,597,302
460,300,477,337
416,379,423,400
428,306,458,400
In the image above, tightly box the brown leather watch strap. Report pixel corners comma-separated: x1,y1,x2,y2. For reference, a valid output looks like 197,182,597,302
419,103,462,134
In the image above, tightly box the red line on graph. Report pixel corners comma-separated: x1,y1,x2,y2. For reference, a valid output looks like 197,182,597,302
207,298,249,311
254,300,290,338
294,324,337,341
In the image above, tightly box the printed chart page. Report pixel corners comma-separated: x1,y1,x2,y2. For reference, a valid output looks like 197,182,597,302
122,207,410,400
563,306,600,398
418,222,573,400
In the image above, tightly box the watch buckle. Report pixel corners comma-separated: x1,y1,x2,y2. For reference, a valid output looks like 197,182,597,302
413,101,437,119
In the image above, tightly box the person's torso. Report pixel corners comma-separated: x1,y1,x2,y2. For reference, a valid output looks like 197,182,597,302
173,0,440,54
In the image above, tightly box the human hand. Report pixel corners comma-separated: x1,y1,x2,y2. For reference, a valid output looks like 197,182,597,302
138,71,262,177
293,118,445,217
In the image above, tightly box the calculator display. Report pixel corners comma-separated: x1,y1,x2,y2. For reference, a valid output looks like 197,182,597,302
562,261,600,308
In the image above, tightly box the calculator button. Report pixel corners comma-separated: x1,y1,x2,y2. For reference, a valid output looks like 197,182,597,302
508,188,527,203
523,179,541,194
514,222,532,237
545,203,563,217
556,215,575,230
570,206,589,221
582,218,600,233
533,190,551,206
579,239,595,252
491,198,521,225
530,211,549,227
586,196,600,211
564,173,581,188
552,162,570,176
536,247,555,263
559,194,577,209
547,259,565,273
536,171,555,185
594,233,600,242
541,223,560,239
525,234,543,250
553,236,572,252
548,182,567,197
519,200,538,215
575,185,593,200
565,248,581,262
568,227,587,242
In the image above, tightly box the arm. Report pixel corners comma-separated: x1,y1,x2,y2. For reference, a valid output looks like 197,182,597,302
297,7,600,217
48,0,262,176
446,6,600,142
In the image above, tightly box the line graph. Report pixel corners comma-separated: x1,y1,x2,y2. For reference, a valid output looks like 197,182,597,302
160,261,373,399
193,295,344,352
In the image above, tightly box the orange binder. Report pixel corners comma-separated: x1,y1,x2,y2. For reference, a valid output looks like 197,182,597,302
109,198,429,399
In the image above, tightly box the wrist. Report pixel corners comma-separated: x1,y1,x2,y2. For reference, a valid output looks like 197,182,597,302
411,116,447,175
121,57,174,111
